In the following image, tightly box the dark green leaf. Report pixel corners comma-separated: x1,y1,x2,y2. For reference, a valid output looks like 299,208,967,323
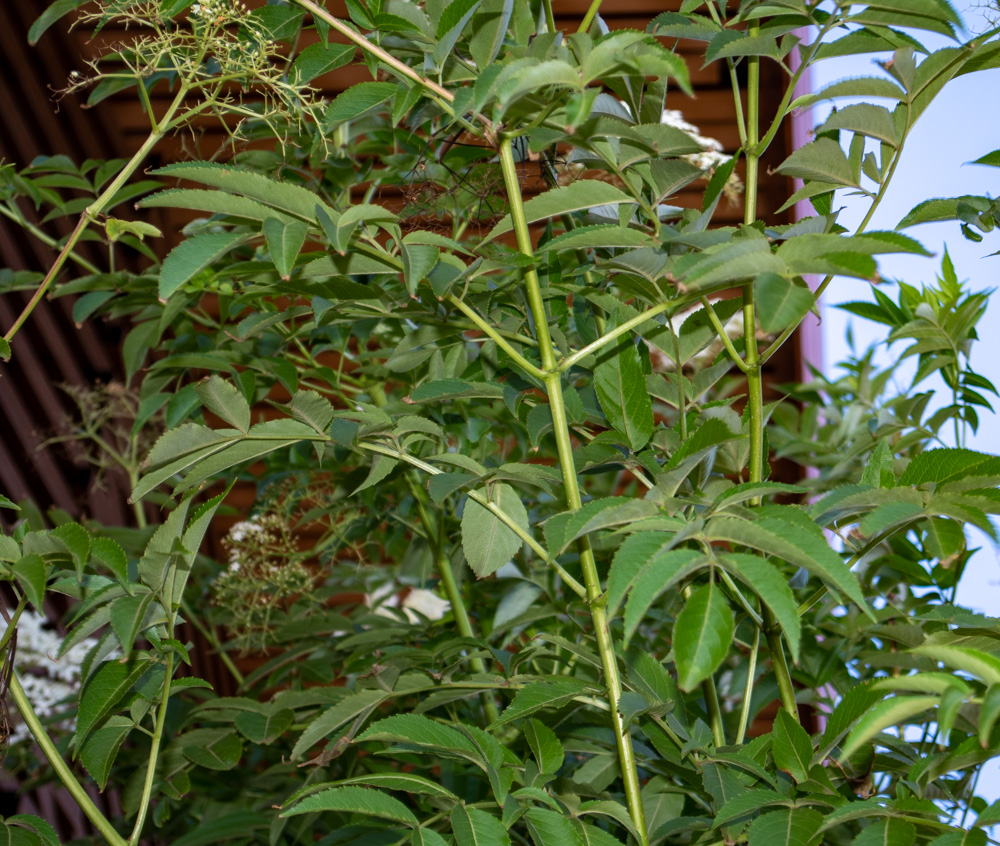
263,217,308,280
79,716,133,791
450,805,510,846
673,581,733,693
159,232,249,299
282,787,417,825
755,273,814,333
75,659,150,754
194,376,251,434
594,336,654,451
771,709,812,783
323,82,398,130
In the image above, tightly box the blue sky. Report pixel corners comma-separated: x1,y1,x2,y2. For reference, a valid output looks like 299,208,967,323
807,0,1000,801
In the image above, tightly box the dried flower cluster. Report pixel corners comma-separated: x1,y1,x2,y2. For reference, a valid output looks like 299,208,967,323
212,513,314,652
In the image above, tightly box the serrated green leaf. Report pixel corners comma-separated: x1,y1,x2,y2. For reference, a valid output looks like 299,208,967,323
461,483,528,578
450,805,511,846
776,138,859,187
525,808,582,846
234,708,294,745
706,514,872,618
594,333,654,451
159,232,249,299
290,42,356,85
109,592,155,658
490,679,592,727
911,644,1000,685
838,696,939,762
291,689,388,760
674,581,733,693
622,549,706,646
79,716,133,791
180,729,243,770
712,789,791,828
861,440,896,488
323,82,398,130
747,808,823,846
717,553,801,662
75,659,150,754
817,103,899,146
755,273,814,332
315,773,459,802
526,719,564,774
12,554,47,611
290,390,335,434
194,376,251,434
263,217,308,280
853,818,916,846
900,448,1000,487
771,709,812,783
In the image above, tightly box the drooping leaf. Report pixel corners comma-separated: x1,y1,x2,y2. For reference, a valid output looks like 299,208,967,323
75,659,150,754
755,273,815,333
79,716,133,791
852,818,916,846
621,549,706,646
673,581,733,693
771,709,812,783
593,335,654,451
775,138,859,187
490,679,592,727
291,689,388,760
706,514,872,617
263,217,308,280
838,696,939,762
450,805,511,846
525,808,582,846
194,376,251,433
717,553,801,662
461,484,529,578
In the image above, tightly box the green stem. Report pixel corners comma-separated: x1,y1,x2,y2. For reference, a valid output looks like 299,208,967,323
764,610,798,720
0,204,101,275
0,596,27,654
498,137,648,846
4,84,189,344
127,653,173,846
542,0,556,35
577,0,603,32
741,21,800,725
559,301,672,372
445,294,546,380
410,482,501,725
698,297,750,373
7,670,127,846
702,676,726,748
180,598,246,687
735,625,760,745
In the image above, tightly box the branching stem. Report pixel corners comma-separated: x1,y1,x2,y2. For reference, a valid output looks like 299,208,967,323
498,136,648,846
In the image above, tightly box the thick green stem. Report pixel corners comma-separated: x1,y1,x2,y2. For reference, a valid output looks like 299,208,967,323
411,482,501,725
498,137,648,845
4,84,188,344
7,671,127,846
740,24,800,725
702,677,726,748
128,654,173,846
577,0,603,33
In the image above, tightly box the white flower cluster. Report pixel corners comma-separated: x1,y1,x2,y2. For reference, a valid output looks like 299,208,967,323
661,109,733,172
4,610,94,746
